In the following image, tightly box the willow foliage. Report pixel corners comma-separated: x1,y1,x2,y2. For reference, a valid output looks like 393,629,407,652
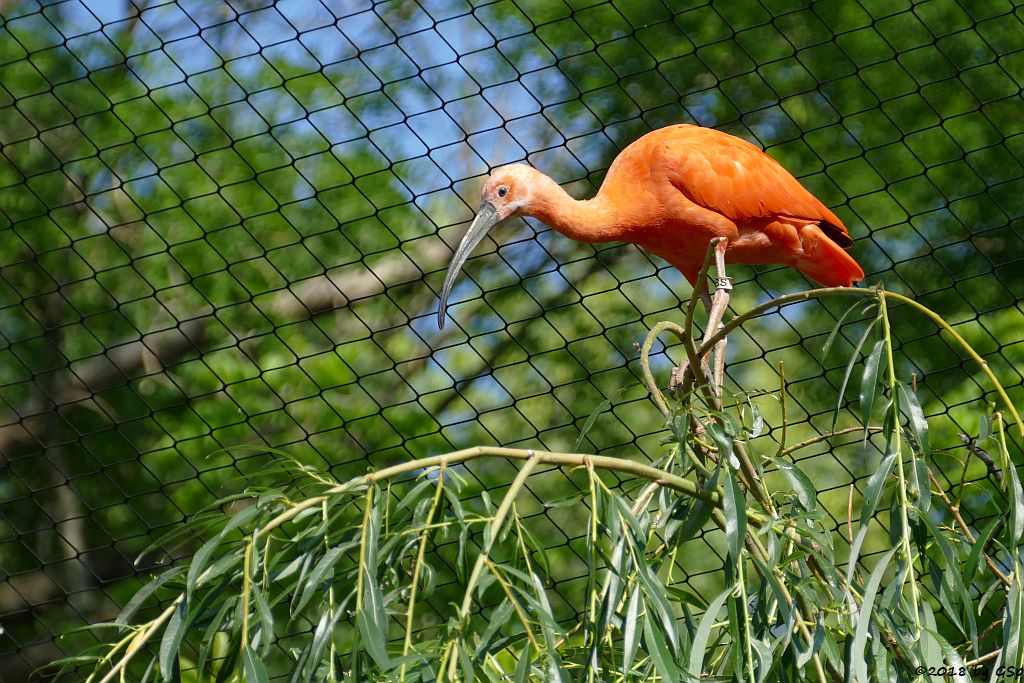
51,282,1022,682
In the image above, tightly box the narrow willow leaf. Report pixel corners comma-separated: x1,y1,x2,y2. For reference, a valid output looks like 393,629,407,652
643,610,679,683
186,505,260,602
574,386,629,451
1000,571,1024,680
474,599,514,662
357,607,390,670
919,511,975,644
622,585,641,674
833,316,880,430
1008,464,1024,549
964,518,1000,585
723,469,746,563
242,646,271,683
859,339,886,424
979,412,992,443
518,517,553,576
544,492,585,508
821,299,875,361
159,599,188,681
898,383,930,455
251,585,275,656
302,608,344,681
860,452,896,529
196,599,235,677
921,603,943,676
633,554,679,652
928,627,970,683
708,423,739,469
396,478,434,513
359,564,391,669
687,585,731,677
457,641,475,681
767,455,816,511
293,545,345,615
213,639,240,683
911,456,930,514
116,567,185,625
795,614,826,669
750,637,774,683
514,642,531,683
851,546,897,683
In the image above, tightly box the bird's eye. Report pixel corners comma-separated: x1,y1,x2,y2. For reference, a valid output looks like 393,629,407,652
497,186,508,197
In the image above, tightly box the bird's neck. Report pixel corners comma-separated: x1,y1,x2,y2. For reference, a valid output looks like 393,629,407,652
523,175,625,244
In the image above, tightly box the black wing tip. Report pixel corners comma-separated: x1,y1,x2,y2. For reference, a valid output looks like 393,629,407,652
823,221,854,249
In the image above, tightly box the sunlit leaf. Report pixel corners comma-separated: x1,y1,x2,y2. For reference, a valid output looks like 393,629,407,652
859,339,886,424
850,546,897,683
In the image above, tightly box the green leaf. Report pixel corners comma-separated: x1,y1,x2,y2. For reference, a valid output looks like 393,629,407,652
767,455,816,511
860,452,896,528
574,386,629,451
919,511,975,645
850,545,897,683
196,598,235,677
1002,572,1024,675
859,339,886,424
251,584,275,655
358,563,391,669
242,646,271,683
622,585,641,674
964,517,1000,584
474,599,514,663
687,585,731,677
159,600,188,681
833,316,880,430
722,468,746,563
514,641,531,683
1007,463,1024,550
929,627,970,683
911,455,931,514
293,545,345,615
898,383,930,455
821,299,875,361
707,423,739,469
643,608,679,683
116,567,185,625
186,505,260,602
795,614,826,669
544,492,586,508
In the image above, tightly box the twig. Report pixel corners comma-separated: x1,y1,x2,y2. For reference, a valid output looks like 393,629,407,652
777,426,885,459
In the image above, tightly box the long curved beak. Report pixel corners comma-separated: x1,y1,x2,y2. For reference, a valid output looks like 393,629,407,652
437,201,500,329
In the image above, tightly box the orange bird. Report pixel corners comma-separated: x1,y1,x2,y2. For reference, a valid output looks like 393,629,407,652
438,124,864,329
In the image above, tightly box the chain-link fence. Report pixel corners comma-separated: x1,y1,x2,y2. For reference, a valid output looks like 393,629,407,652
0,0,1022,679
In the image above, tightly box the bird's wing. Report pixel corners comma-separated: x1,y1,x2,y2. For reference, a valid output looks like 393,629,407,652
663,126,853,247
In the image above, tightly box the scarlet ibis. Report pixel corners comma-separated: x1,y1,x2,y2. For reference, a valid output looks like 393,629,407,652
437,124,864,335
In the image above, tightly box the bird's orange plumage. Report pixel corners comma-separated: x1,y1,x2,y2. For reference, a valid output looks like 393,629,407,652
438,124,865,328
591,124,864,287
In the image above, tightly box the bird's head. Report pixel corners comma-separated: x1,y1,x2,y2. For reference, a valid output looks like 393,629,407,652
437,164,538,328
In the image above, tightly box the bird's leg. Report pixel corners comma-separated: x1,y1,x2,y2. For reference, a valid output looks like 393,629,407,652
703,242,731,396
670,287,716,395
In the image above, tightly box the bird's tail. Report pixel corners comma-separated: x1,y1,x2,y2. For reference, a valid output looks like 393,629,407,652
794,224,865,287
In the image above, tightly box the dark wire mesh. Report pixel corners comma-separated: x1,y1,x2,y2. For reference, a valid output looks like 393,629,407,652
1,0,1023,679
